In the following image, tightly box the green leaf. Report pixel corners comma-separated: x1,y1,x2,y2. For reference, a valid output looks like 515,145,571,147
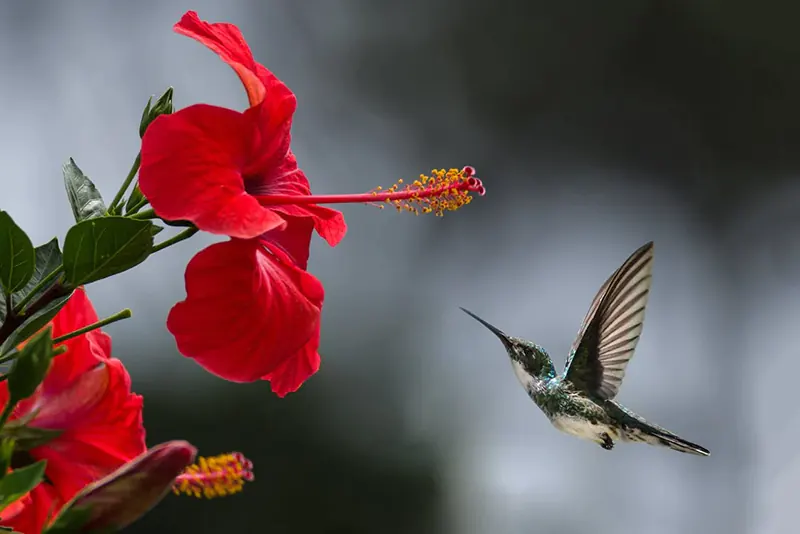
0,290,72,355
149,224,164,236
16,238,62,304
123,184,146,215
0,459,46,512
43,507,99,534
63,159,106,222
63,217,153,286
8,327,54,404
0,423,62,451
0,212,35,295
0,438,14,482
0,238,62,326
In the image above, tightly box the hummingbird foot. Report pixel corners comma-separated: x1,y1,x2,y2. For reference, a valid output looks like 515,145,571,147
599,433,614,450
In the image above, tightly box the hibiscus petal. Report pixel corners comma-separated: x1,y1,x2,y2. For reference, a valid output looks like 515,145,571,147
240,88,296,179
31,358,145,503
26,363,110,429
140,104,286,239
290,202,347,248
167,239,325,383
174,11,296,111
261,216,313,270
46,287,111,392
10,287,112,420
261,331,322,398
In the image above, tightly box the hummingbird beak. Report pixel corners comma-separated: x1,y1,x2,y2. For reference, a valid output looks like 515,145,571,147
459,307,513,348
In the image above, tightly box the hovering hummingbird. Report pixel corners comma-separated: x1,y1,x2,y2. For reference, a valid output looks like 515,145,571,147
461,242,709,456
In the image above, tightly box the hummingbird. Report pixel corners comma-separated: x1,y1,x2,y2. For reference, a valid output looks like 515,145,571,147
461,242,709,456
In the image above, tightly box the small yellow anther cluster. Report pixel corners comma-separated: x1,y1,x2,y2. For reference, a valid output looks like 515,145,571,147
173,453,253,499
373,168,476,216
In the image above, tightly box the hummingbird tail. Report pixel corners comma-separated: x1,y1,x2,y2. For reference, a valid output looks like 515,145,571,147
632,426,710,456
610,403,710,456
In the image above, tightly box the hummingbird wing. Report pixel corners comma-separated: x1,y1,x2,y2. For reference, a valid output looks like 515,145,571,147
561,242,654,400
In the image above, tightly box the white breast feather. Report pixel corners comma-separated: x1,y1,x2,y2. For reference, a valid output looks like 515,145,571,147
551,415,620,443
510,360,536,392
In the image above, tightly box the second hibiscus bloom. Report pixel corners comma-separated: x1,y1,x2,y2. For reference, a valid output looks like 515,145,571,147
0,288,146,534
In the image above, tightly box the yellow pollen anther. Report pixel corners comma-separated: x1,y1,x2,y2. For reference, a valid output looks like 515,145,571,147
172,452,254,499
368,167,484,217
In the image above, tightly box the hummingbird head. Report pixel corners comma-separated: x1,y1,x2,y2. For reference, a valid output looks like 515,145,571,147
459,307,556,381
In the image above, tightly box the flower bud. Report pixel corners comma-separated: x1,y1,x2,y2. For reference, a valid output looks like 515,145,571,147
47,440,196,532
138,87,174,138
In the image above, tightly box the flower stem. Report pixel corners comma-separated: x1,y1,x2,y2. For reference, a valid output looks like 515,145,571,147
127,194,150,214
51,309,132,345
14,266,64,314
0,344,66,366
0,283,71,349
131,208,157,220
151,228,199,254
108,152,142,214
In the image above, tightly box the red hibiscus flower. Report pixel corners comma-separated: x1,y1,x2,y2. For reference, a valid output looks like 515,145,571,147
139,11,484,397
0,288,146,534
140,10,347,245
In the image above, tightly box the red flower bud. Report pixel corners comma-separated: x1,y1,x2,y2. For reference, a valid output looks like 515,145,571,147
50,441,196,532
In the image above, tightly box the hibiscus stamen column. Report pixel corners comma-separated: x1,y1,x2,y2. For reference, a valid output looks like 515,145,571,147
253,167,486,216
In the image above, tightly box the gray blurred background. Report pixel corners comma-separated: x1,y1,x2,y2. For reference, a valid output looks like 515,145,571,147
2,1,799,533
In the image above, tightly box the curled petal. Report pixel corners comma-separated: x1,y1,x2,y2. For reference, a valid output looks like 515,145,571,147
140,104,286,239
174,11,295,110
167,239,324,383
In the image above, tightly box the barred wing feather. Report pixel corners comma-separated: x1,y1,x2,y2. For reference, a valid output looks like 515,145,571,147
562,242,654,400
